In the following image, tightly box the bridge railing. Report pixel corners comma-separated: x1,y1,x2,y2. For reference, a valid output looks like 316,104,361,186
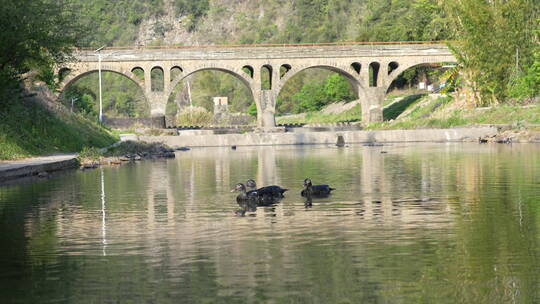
77,41,449,51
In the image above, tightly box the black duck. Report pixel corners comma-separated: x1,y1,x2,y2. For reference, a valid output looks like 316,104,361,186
231,183,284,205
246,179,288,198
301,178,335,198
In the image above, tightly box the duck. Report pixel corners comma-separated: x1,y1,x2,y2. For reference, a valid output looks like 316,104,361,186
231,183,259,202
246,179,288,198
231,183,283,206
301,178,335,198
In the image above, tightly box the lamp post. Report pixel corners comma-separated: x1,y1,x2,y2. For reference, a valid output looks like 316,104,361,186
94,46,105,122
71,97,79,113
94,46,119,123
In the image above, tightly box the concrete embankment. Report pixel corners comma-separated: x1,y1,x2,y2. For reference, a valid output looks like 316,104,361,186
0,154,79,183
140,127,499,148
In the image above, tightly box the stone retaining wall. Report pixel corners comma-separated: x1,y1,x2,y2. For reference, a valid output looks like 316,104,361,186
0,156,79,183
103,116,166,129
140,127,498,148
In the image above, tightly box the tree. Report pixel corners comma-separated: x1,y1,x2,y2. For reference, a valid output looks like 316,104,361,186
444,0,539,105
0,0,83,100
324,74,354,102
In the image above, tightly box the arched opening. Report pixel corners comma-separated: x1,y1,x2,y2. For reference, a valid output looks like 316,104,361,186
167,68,255,126
388,62,399,75
261,65,272,90
60,70,150,119
131,67,144,81
151,67,164,92
351,62,361,74
280,64,292,78
58,68,72,82
383,62,456,121
171,66,183,81
242,65,254,79
369,62,380,87
276,66,360,124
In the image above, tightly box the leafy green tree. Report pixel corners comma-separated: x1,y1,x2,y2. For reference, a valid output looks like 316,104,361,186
292,83,327,113
0,0,83,103
324,74,354,102
509,49,540,99
445,0,539,105
357,0,450,42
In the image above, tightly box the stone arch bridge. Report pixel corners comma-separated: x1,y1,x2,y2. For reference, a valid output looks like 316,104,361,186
58,42,455,129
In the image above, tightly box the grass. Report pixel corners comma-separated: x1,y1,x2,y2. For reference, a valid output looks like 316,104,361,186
369,100,540,130
383,94,426,121
0,98,118,160
276,104,361,124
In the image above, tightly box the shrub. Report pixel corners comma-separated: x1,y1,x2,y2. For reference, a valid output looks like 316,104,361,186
176,107,213,125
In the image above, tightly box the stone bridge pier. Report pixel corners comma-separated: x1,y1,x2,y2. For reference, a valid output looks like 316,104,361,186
57,43,455,131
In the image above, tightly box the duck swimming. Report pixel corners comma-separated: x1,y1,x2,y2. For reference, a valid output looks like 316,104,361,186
231,183,258,201
246,179,288,198
301,178,335,198
231,183,284,205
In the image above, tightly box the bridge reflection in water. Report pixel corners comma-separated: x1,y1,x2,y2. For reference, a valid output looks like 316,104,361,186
6,143,539,303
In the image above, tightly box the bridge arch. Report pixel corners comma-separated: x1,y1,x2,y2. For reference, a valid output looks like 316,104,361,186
58,68,150,118
167,66,254,101
275,65,361,116
381,61,458,121
60,68,146,95
151,66,165,92
385,60,458,93
278,64,362,96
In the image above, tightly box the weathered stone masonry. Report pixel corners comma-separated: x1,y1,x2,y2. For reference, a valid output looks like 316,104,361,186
58,44,455,130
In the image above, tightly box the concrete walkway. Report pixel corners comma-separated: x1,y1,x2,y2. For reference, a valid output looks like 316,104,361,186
0,154,79,183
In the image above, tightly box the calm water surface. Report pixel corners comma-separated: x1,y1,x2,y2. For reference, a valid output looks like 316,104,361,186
0,143,539,303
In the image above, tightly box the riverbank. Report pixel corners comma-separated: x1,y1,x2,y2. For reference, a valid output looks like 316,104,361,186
2,126,539,184
0,154,79,183
0,141,177,183
139,127,501,148
0,84,118,160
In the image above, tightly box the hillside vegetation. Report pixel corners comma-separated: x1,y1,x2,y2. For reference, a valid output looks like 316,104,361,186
0,87,117,160
61,0,538,122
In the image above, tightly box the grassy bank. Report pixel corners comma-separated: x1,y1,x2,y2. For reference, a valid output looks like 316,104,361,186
276,93,539,130
370,96,540,130
0,98,118,160
276,104,362,125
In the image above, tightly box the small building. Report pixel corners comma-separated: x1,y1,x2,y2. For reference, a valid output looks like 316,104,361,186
213,97,228,114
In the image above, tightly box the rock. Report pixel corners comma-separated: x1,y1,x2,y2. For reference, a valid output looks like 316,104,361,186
81,162,99,169
176,147,191,151
37,171,49,178
119,156,131,162
478,137,488,144
336,135,345,147
231,145,237,150
134,155,142,161
363,142,383,147
163,152,176,158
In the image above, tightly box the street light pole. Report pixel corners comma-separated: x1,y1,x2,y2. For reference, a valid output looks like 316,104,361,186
71,97,79,113
98,53,103,122
95,46,105,123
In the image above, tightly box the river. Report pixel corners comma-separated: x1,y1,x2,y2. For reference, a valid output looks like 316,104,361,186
0,143,539,303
